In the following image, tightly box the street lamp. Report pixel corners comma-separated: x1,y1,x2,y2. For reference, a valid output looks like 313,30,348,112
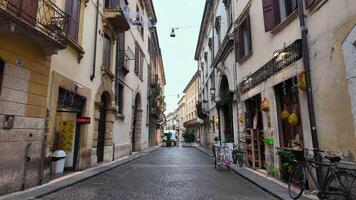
210,87,221,146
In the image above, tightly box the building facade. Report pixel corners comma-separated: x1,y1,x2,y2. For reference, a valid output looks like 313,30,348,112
0,0,165,195
196,0,356,181
195,0,237,148
182,71,201,142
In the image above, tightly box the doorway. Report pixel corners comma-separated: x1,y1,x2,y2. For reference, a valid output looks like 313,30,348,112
132,94,142,152
97,93,108,163
219,75,234,142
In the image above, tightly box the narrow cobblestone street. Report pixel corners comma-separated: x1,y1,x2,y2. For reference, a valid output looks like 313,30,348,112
38,147,276,200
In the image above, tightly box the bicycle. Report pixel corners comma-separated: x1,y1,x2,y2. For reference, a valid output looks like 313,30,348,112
232,140,246,167
288,148,356,200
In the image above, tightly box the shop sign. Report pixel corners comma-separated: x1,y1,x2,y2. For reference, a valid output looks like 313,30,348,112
239,39,302,94
76,117,91,124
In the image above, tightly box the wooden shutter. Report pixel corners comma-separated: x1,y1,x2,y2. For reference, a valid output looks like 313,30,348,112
66,0,80,41
305,0,321,9
246,14,252,53
103,35,111,69
135,45,139,74
234,28,241,62
139,52,144,78
118,33,125,67
262,0,280,32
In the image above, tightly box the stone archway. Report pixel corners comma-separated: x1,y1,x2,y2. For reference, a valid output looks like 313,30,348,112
219,75,234,142
132,93,143,152
93,83,115,165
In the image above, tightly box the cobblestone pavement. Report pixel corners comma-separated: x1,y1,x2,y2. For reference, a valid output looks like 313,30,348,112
38,147,277,200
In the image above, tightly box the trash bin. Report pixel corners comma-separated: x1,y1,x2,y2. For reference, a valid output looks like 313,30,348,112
51,150,66,174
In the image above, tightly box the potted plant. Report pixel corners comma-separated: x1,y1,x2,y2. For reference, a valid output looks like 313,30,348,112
263,137,274,145
276,148,296,182
182,131,195,147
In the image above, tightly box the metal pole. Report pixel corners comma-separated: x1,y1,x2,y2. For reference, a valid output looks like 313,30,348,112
217,106,222,146
297,0,322,184
90,0,100,81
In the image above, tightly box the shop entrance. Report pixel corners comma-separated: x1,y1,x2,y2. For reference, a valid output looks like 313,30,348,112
54,88,85,171
244,94,266,169
218,75,234,143
132,94,142,152
97,93,108,163
275,78,303,149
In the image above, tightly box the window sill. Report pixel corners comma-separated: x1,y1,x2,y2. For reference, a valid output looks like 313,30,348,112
271,10,298,34
67,38,85,63
238,51,253,64
101,67,115,80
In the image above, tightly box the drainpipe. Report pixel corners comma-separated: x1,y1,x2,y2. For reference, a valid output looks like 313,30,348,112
90,0,100,81
21,141,32,191
296,0,322,184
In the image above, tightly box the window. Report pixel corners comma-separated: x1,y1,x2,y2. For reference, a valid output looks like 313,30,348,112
103,34,112,70
136,5,144,38
234,15,252,62
135,43,144,78
262,0,297,32
65,0,81,41
224,0,233,27
215,16,222,48
0,59,4,95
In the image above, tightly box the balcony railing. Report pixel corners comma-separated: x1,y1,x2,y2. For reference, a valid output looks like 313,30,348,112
0,0,69,49
103,0,130,32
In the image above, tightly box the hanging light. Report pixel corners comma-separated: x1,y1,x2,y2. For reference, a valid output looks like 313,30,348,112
170,28,176,37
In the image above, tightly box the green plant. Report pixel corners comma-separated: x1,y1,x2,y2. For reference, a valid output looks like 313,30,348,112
225,135,234,143
183,132,195,143
263,138,274,145
276,148,296,181
266,165,278,175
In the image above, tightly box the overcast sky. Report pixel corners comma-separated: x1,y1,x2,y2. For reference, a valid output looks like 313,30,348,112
153,0,205,114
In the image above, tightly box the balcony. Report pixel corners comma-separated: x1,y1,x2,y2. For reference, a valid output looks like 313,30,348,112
183,119,199,128
150,106,160,119
103,0,130,33
196,101,208,119
117,47,133,76
0,0,69,55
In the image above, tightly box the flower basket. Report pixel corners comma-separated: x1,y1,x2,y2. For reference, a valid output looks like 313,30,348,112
263,138,274,145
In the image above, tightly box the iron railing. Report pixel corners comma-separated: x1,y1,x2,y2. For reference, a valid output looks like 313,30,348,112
104,0,127,11
0,0,69,48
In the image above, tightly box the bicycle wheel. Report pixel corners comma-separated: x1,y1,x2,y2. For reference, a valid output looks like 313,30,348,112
324,171,356,200
288,164,306,199
237,154,244,167
232,150,238,164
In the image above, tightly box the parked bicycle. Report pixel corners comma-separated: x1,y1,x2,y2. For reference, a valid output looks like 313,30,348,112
288,148,356,200
232,140,246,167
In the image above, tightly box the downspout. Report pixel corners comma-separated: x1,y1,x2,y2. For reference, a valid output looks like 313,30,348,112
21,141,32,191
90,0,100,81
296,0,322,183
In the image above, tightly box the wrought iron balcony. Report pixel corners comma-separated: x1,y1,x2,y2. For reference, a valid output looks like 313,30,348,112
0,0,69,55
103,0,130,33
196,101,208,119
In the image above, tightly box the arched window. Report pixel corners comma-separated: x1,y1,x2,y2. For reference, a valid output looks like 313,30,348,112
0,59,4,94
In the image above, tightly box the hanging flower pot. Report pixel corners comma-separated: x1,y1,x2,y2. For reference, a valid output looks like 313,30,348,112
239,114,244,124
263,137,274,145
298,71,307,91
261,97,270,112
281,104,290,120
288,108,299,126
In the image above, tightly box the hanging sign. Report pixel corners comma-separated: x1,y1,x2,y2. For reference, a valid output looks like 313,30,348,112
76,117,91,124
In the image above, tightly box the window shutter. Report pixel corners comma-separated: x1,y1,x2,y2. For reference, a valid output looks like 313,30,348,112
118,33,125,67
66,0,80,41
135,45,139,74
262,0,280,32
139,53,144,78
234,28,241,62
246,14,252,53
305,0,321,9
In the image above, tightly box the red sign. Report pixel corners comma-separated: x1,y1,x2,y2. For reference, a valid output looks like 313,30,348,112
76,117,91,124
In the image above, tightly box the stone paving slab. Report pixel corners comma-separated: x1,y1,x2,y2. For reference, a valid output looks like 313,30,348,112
0,146,160,200
195,146,311,200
